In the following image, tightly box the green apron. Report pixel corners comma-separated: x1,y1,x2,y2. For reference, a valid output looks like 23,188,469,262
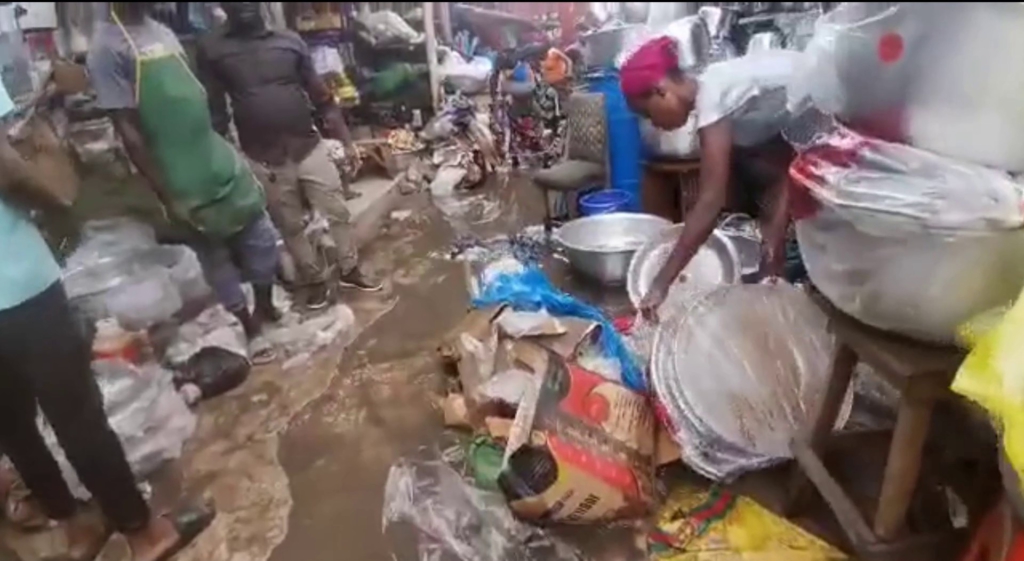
115,15,265,239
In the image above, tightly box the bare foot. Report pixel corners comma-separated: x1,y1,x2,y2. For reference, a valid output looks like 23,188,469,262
126,516,178,561
125,505,215,561
64,511,110,560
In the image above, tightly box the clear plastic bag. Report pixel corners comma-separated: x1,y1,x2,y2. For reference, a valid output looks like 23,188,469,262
651,284,845,481
104,268,183,331
38,359,196,500
792,127,1024,342
382,456,587,561
790,2,1024,172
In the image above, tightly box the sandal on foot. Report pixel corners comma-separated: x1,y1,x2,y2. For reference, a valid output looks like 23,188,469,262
249,336,277,365
149,503,217,561
6,476,50,531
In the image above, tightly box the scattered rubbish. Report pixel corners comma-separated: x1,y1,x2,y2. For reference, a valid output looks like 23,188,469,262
495,309,566,338
498,351,656,523
382,455,587,561
263,303,356,358
473,266,644,391
649,484,846,560
442,393,473,429
468,437,505,492
390,209,414,221
478,368,534,407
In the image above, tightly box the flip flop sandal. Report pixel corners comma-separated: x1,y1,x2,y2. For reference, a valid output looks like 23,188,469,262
249,337,277,366
6,477,50,531
149,503,217,561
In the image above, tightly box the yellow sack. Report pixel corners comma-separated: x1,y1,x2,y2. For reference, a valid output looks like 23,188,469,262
650,484,846,561
952,288,1024,488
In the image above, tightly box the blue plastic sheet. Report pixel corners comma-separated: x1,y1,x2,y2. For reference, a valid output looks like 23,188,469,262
472,267,647,391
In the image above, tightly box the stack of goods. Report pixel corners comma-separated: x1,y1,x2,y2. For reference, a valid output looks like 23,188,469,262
788,2,1024,344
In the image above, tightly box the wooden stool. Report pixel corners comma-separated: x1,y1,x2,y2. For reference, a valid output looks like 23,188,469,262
788,292,967,560
640,158,701,223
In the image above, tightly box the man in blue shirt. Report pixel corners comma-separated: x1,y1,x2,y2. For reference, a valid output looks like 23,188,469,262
0,75,212,560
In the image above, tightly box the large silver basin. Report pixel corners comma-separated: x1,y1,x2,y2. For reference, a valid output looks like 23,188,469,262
555,213,673,285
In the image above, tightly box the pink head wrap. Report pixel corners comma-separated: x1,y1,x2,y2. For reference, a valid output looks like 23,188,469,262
619,37,680,101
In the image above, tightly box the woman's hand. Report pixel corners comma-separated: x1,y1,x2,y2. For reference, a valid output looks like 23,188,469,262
639,280,670,323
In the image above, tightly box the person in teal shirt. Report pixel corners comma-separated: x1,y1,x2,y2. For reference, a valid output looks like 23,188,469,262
0,76,213,560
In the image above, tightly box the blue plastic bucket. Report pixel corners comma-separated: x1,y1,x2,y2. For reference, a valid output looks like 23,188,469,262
579,189,633,216
585,72,644,209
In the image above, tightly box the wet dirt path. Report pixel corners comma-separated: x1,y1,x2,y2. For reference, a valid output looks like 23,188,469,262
269,176,538,561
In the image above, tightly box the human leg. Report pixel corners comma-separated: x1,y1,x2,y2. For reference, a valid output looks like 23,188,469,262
191,233,277,364
298,141,381,292
228,211,282,324
0,283,147,556
254,160,331,307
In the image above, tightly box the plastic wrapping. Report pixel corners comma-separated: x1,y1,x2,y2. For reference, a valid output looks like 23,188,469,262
382,456,587,561
651,284,845,481
952,287,1024,492
39,359,196,500
790,2,1024,172
792,127,1024,343
104,268,183,331
63,219,208,327
439,47,493,95
359,10,423,45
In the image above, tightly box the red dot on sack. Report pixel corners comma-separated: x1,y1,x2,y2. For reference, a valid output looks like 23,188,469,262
878,32,904,64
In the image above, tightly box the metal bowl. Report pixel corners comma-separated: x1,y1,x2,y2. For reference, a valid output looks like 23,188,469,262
627,224,741,309
554,213,673,285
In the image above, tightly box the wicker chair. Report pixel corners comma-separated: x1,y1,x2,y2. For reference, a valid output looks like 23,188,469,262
532,91,608,230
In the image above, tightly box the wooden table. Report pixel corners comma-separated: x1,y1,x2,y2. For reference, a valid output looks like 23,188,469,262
787,292,968,560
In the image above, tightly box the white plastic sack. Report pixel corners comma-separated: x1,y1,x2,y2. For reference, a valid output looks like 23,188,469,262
359,10,423,45
104,268,182,331
439,47,493,95
790,2,1024,172
793,127,1024,343
39,359,196,500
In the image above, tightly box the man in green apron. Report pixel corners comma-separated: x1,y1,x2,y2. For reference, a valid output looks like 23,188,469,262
87,2,280,363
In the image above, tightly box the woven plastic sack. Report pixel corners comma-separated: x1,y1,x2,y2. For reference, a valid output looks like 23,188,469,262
952,288,1024,491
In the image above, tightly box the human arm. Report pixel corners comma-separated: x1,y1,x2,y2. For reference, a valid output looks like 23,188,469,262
640,120,733,320
195,39,232,140
759,173,790,281
296,40,353,147
87,35,173,210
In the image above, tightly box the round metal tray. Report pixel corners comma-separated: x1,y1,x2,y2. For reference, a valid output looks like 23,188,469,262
626,225,741,311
